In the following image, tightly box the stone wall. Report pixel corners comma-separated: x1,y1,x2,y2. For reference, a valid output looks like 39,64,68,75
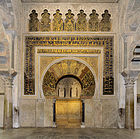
19,98,118,128
1,0,140,129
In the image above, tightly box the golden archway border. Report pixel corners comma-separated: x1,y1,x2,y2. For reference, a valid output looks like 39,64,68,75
24,35,114,95
41,57,96,98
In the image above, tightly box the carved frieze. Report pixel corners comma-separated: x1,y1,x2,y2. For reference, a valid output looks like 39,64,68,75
64,9,75,31
40,9,51,31
28,9,112,32
76,10,87,31
52,9,63,31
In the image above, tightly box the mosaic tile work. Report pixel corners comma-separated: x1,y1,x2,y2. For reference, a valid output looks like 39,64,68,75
24,36,114,95
42,60,95,97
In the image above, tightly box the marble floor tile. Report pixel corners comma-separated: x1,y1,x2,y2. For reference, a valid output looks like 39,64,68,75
0,128,140,139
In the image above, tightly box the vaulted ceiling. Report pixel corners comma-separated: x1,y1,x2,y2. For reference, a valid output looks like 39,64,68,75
21,0,119,3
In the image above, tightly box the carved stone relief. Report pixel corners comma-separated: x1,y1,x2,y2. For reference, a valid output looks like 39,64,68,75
40,9,51,31
29,10,40,31
89,9,99,31
100,10,111,31
76,10,87,31
28,9,112,32
64,9,75,31
52,9,63,31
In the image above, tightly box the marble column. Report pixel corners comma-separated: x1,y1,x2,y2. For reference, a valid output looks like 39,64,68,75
124,77,135,129
4,76,13,129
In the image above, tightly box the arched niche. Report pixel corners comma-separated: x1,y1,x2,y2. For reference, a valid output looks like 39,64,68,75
42,59,95,99
56,75,82,98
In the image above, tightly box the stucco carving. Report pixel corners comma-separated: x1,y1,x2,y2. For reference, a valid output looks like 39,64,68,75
52,9,63,31
100,10,111,31
89,9,99,31
29,10,40,31
40,9,51,31
76,10,87,31
64,9,75,31
28,8,113,32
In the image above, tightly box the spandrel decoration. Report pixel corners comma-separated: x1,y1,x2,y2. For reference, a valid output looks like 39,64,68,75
89,9,99,31
76,10,87,31
40,9,51,31
52,9,63,31
100,10,111,31
29,10,40,31
64,9,75,31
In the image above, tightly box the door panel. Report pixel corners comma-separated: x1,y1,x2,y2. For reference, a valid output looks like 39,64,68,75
56,99,81,128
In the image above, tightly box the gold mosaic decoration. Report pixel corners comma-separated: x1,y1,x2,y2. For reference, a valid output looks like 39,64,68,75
100,10,111,31
29,10,40,31
52,9,63,31
42,60,95,97
76,10,87,31
64,9,75,31
89,9,99,31
37,49,101,54
40,9,51,31
43,71,57,96
24,36,114,95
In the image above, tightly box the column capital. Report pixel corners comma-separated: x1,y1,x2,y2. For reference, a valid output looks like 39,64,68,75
121,70,139,87
122,33,128,43
124,77,136,87
0,70,17,88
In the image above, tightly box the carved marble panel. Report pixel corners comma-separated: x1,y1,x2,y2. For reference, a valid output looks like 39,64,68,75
20,99,36,127
0,95,4,127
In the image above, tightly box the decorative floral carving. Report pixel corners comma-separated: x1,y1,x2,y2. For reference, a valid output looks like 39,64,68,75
76,10,87,31
52,9,63,31
64,9,75,31
28,9,113,32
40,9,51,31
29,10,40,31
43,71,57,96
89,9,99,31
100,10,111,31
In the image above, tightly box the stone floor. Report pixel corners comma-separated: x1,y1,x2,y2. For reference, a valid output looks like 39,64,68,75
0,128,140,139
